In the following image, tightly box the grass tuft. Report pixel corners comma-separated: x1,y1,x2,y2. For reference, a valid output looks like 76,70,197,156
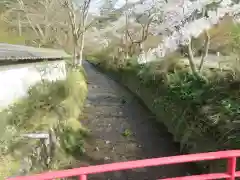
0,67,88,178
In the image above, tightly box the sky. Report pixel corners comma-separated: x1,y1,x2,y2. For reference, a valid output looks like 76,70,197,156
89,0,141,14
114,0,140,7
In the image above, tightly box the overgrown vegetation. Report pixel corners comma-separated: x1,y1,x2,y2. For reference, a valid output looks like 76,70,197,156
0,67,87,179
1,0,240,176
88,39,240,172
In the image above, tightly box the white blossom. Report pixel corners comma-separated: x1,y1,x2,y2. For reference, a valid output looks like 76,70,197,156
147,0,240,63
91,0,240,64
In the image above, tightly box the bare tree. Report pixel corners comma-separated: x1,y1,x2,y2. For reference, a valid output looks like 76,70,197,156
126,8,154,57
62,0,92,66
3,0,65,47
17,0,53,45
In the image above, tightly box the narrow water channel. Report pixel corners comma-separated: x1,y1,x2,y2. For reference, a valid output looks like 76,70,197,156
81,61,198,180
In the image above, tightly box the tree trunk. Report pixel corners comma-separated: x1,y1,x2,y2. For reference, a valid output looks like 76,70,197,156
78,33,84,66
73,43,77,65
187,37,199,77
18,13,22,36
124,0,129,59
198,30,210,72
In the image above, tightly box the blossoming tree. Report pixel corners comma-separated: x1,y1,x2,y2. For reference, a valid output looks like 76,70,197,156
96,0,239,76
144,0,240,76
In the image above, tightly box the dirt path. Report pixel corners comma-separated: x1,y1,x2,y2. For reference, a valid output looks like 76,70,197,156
81,61,197,180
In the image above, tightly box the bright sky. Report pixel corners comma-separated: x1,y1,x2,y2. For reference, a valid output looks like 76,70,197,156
89,0,141,14
114,0,140,7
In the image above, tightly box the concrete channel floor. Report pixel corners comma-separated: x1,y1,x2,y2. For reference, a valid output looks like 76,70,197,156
80,60,198,180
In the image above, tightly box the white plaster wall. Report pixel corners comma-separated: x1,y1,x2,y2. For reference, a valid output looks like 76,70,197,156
0,60,66,110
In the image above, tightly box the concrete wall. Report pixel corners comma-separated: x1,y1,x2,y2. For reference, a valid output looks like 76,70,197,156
0,60,66,110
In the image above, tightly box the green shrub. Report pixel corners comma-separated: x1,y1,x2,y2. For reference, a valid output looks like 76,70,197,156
0,67,88,178
88,55,240,173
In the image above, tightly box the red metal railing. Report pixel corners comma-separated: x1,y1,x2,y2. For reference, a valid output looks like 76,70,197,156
7,150,240,180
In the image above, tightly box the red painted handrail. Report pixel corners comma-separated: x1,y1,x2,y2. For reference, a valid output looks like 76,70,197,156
7,150,240,180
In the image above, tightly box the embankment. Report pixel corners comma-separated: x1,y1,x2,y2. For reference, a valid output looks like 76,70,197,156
88,58,240,173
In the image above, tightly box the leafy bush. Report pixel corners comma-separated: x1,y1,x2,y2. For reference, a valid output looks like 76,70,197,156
0,67,88,178
88,56,240,172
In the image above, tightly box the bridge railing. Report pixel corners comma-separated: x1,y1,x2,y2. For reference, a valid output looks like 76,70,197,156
7,150,240,180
